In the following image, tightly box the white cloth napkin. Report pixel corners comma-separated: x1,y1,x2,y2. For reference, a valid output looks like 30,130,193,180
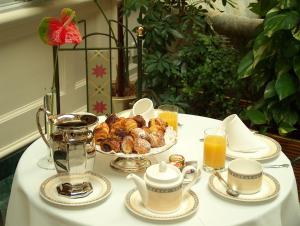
221,114,268,153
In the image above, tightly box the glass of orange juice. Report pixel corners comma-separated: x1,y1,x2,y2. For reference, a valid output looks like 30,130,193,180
203,128,226,172
158,105,178,132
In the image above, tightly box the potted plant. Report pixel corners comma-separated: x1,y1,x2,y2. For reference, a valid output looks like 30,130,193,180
94,0,137,113
237,0,300,160
238,0,300,135
124,0,243,118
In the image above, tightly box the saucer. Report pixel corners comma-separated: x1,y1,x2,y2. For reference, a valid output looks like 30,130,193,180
125,189,199,221
226,134,281,161
208,171,280,202
40,172,111,207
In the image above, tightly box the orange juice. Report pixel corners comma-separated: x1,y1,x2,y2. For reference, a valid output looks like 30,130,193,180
203,135,226,170
158,111,178,131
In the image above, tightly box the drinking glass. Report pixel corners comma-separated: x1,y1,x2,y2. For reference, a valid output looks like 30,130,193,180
158,104,178,132
203,127,226,172
37,93,56,170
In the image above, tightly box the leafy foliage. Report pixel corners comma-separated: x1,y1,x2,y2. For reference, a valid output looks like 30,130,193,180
238,0,300,135
125,0,242,119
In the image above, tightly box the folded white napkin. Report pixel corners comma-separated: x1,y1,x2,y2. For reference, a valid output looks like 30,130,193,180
221,114,268,153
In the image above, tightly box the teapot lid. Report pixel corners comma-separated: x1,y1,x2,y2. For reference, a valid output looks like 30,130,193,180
50,112,98,129
145,161,180,184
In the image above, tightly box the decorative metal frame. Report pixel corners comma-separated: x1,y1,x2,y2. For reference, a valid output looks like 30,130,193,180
53,18,144,114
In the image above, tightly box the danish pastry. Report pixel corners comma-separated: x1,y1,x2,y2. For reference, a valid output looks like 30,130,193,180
100,138,121,152
133,138,151,154
121,136,134,154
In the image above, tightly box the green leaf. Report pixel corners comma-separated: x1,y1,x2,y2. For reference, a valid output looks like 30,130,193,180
293,56,300,79
264,80,276,99
249,0,278,17
272,107,298,125
253,33,273,66
237,52,254,79
245,109,267,125
264,10,300,37
280,0,298,9
274,73,297,100
292,27,300,41
278,122,296,135
275,58,292,76
169,29,184,39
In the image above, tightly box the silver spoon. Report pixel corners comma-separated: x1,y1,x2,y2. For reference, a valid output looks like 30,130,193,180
263,163,289,168
213,171,239,197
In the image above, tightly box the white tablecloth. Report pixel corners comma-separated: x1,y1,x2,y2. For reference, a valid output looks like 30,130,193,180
6,114,300,226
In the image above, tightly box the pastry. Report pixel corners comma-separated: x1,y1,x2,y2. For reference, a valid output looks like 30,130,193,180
100,138,121,152
130,128,149,140
124,118,138,132
121,136,134,154
105,114,119,127
148,131,165,148
94,122,109,143
111,128,128,139
132,115,146,128
148,118,168,134
110,118,126,135
133,138,151,154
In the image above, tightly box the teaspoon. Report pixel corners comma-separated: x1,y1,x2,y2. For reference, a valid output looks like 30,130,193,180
213,171,239,197
263,163,289,168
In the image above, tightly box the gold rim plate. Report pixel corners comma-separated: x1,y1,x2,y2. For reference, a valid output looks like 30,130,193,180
226,134,281,161
208,171,280,202
40,172,111,207
124,189,199,221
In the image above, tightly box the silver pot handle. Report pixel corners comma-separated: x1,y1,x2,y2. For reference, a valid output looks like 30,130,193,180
36,107,50,148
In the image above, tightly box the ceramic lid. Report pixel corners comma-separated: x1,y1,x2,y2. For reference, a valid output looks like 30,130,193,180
145,161,181,185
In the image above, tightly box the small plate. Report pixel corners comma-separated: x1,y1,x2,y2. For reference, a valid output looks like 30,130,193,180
96,109,177,158
40,172,111,207
226,134,281,161
125,189,199,221
208,171,280,202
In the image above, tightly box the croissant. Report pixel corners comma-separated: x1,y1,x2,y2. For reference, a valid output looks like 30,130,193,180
148,118,167,133
94,122,109,143
121,136,134,154
100,138,121,152
133,138,151,154
148,131,165,148
124,118,138,133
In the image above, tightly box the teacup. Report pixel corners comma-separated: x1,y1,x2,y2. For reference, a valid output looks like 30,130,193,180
227,158,263,194
132,98,155,123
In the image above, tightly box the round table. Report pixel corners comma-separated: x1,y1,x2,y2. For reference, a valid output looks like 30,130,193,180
5,114,300,226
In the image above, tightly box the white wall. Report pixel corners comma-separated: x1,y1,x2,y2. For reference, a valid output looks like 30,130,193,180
0,0,117,158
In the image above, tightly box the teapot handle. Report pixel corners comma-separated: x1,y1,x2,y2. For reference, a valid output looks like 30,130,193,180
182,165,200,196
36,107,50,148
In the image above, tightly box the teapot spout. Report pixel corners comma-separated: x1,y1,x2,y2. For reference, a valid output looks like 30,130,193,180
127,174,148,205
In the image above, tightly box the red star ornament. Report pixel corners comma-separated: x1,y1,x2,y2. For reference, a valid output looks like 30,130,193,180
92,64,107,78
93,101,107,114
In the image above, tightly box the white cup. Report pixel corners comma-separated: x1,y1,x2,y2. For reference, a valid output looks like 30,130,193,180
132,98,155,123
227,158,263,194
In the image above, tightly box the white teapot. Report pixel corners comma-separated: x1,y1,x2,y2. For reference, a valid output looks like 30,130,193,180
127,161,199,213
